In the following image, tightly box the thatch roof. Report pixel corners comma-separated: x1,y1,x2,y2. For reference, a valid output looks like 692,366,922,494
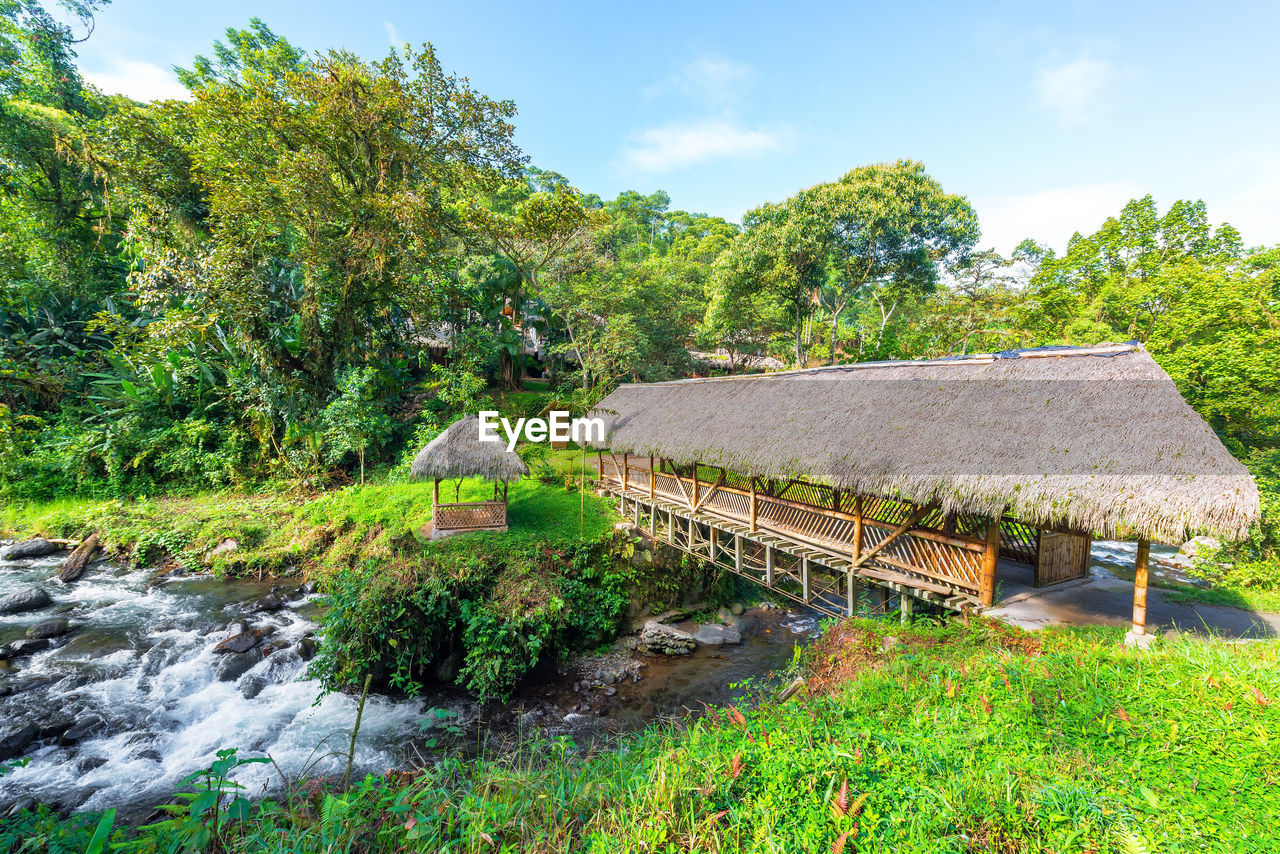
410,415,529,483
590,343,1260,543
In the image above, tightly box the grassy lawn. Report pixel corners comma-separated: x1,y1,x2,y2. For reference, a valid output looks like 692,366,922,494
0,451,614,577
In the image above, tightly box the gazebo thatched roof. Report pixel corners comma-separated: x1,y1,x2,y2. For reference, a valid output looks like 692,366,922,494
410,415,529,483
590,343,1260,543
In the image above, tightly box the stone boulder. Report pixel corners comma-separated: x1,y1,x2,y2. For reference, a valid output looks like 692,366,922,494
213,651,258,682
0,538,60,561
716,607,742,628
0,638,52,658
1180,536,1222,559
213,629,263,654
634,620,696,655
0,722,39,761
253,593,284,612
0,585,52,615
694,624,742,646
26,617,71,640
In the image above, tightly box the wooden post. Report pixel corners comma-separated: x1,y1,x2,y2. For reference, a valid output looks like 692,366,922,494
832,488,841,513
1131,538,1150,637
749,478,758,531
900,592,914,624
688,516,695,552
852,494,863,561
650,504,655,533
802,557,811,602
622,452,629,491
734,534,742,572
691,461,699,508
846,571,857,617
432,479,440,507
667,510,674,545
979,516,1001,607
649,455,655,499
596,451,603,484
765,545,774,585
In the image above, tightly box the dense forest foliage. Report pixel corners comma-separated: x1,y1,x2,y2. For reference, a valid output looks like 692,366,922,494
1,3,1275,574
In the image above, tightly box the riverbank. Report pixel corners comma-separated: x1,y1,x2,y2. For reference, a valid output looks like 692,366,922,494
7,618,1278,853
0,450,614,578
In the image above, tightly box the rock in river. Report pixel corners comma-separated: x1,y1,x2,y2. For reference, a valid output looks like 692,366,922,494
0,638,52,658
0,538,60,561
694,624,742,646
213,629,264,655
26,617,71,640
0,585,53,615
0,722,39,761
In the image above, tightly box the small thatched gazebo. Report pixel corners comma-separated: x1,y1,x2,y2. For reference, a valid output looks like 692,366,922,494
410,415,529,538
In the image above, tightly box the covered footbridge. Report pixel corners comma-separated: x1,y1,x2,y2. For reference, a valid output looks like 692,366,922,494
589,343,1260,640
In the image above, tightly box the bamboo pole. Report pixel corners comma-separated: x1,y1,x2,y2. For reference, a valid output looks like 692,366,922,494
432,479,439,508
621,452,629,491
765,545,774,585
691,461,699,508
649,455,655,499
1132,538,1150,636
852,494,863,560
979,517,1001,607
749,478,758,531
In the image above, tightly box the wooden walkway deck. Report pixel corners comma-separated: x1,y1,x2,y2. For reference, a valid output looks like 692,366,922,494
596,453,1042,619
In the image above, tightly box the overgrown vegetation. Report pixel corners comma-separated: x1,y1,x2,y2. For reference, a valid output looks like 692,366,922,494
8,620,1277,853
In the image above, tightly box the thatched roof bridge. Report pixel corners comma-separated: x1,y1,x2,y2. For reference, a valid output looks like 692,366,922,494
589,343,1260,640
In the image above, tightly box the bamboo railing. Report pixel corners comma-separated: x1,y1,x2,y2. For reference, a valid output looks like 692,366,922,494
598,453,1034,604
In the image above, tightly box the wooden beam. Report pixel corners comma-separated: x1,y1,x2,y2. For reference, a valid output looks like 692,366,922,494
692,469,726,512
621,452,629,491
848,502,939,570
1132,538,1150,636
979,517,1001,607
749,477,759,531
852,494,863,561
765,544,774,585
734,534,743,572
691,461,700,508
432,479,440,507
649,455,655,499
802,557,811,602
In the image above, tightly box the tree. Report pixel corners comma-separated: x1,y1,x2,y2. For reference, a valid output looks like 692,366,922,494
463,183,600,389
813,161,978,363
322,367,392,484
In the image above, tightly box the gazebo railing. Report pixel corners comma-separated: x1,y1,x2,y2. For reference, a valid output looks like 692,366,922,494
433,500,508,531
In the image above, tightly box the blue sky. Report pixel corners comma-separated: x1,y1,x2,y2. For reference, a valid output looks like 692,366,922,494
68,0,1280,252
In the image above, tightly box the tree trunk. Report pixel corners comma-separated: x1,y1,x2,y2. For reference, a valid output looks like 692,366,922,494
498,349,523,391
829,312,840,365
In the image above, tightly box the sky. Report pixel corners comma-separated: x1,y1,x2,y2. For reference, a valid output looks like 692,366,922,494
63,0,1280,253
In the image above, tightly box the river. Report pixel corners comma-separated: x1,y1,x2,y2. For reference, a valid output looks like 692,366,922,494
0,547,817,820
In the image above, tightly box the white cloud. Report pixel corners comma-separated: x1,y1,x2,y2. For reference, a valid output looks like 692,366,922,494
1035,54,1113,124
972,181,1143,254
646,56,754,107
83,58,187,102
620,119,791,174
383,21,402,46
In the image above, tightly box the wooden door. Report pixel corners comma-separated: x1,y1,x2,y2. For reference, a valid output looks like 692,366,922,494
1036,532,1091,587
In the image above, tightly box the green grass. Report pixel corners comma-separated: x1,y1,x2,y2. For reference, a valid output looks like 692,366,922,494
0,455,614,577
12,619,1278,852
